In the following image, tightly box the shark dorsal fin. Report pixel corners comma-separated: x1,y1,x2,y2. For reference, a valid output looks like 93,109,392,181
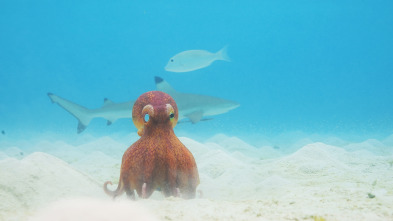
155,76,177,95
103,98,114,107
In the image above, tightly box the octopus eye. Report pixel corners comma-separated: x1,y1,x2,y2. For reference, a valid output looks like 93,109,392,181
169,112,175,119
170,59,174,62
144,113,150,123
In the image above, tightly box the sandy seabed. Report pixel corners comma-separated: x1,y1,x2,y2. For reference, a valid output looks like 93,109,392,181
1,133,393,221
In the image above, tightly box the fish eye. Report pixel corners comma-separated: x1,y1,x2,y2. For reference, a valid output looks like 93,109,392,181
144,114,150,123
169,113,174,119
170,59,174,62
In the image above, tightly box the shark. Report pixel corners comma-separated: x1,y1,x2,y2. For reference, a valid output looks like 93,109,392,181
48,76,239,133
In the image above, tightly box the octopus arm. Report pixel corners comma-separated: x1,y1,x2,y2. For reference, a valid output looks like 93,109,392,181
103,180,124,198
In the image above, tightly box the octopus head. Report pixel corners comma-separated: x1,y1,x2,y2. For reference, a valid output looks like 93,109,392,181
132,91,178,136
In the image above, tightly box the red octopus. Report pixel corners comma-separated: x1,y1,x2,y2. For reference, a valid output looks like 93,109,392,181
104,91,200,199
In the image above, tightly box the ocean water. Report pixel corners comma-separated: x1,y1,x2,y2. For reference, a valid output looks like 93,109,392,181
1,1,393,220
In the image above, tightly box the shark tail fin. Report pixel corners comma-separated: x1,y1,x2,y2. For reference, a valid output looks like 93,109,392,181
216,45,230,62
48,93,93,134
155,76,178,95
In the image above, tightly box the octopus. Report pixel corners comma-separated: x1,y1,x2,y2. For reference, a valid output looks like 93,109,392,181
104,91,200,199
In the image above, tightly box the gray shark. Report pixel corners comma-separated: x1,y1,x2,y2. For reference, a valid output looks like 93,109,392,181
155,76,239,123
48,76,239,133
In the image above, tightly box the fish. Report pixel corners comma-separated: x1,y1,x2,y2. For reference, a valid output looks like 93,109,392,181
48,76,239,133
165,46,230,72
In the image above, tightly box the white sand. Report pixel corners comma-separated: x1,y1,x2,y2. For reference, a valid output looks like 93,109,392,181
28,198,159,221
0,133,392,220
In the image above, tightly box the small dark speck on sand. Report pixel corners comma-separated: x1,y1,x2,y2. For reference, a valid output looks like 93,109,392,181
368,193,375,199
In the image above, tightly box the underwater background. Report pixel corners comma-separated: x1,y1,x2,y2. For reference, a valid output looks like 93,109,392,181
1,1,393,221
1,1,393,143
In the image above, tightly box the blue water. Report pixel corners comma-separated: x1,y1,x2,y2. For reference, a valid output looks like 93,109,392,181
1,1,393,143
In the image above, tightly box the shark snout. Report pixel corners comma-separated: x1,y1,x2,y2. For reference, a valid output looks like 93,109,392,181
231,102,240,110
222,101,240,111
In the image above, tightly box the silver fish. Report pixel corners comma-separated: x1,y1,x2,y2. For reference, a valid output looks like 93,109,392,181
165,46,230,72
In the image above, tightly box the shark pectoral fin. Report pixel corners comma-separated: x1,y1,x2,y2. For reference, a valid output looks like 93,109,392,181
77,121,87,134
186,111,204,124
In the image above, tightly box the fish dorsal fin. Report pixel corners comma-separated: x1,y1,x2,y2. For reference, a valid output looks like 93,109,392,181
185,111,204,124
155,76,177,95
103,98,114,107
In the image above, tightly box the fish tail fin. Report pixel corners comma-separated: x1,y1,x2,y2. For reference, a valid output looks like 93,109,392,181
216,45,231,62
48,93,93,133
